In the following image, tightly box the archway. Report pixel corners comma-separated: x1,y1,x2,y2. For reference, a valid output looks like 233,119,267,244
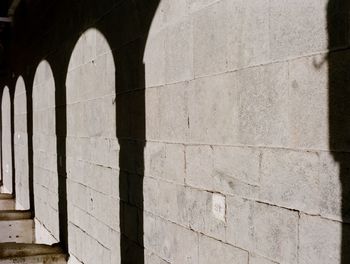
1,86,12,194
32,60,59,244
14,76,30,210
66,29,119,263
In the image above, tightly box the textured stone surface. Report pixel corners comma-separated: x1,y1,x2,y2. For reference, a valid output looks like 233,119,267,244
226,196,298,263
14,76,30,210
3,0,348,263
288,55,329,149
2,87,12,194
33,61,59,244
260,149,320,214
199,235,248,264
237,62,289,146
299,214,341,264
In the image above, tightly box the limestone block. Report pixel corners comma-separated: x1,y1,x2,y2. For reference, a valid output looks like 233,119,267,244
213,146,260,187
68,204,117,249
159,82,189,142
188,72,238,144
165,18,193,83
146,252,169,264
186,187,226,241
144,142,166,178
185,145,214,190
270,0,329,60
144,30,166,88
157,181,188,226
193,1,227,77
157,218,198,264
146,87,160,139
85,187,119,230
109,229,121,264
163,0,189,26
67,179,88,211
299,214,341,264
249,253,278,264
144,212,159,253
237,62,289,146
144,176,159,215
188,0,221,13
226,196,298,263
319,152,342,221
288,55,329,149
199,235,248,264
71,223,111,264
34,219,57,245
226,0,270,70
164,143,185,184
260,148,320,214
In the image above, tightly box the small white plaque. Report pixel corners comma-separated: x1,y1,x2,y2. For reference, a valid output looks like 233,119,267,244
212,193,226,222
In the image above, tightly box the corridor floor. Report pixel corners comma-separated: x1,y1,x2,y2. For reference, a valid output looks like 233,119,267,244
0,193,67,263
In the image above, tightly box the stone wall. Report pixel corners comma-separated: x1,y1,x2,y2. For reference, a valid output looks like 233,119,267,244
14,76,29,210
2,86,12,194
2,0,349,263
32,61,59,244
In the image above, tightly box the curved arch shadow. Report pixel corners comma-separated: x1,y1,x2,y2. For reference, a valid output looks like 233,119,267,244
7,0,162,262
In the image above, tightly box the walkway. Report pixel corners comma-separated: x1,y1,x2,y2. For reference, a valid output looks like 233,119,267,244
0,193,67,263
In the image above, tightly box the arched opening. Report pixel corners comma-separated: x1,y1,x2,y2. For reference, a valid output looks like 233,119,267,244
66,28,119,263
14,76,30,210
1,86,12,195
33,60,59,244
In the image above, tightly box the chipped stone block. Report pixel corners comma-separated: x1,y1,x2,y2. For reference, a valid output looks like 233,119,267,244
260,148,320,214
157,218,198,264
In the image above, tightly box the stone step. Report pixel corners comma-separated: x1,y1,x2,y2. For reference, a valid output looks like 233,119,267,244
0,195,13,200
0,195,14,211
0,211,34,243
0,211,32,221
0,243,67,263
0,220,34,244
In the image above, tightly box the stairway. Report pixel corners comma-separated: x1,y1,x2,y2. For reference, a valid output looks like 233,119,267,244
0,194,67,263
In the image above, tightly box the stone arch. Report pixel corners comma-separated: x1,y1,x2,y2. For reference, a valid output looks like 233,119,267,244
65,28,119,263
1,86,12,194
32,60,59,244
14,76,30,210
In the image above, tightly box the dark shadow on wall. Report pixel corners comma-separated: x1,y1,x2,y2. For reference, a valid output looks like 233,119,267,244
6,0,160,262
22,72,36,217
327,0,350,263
